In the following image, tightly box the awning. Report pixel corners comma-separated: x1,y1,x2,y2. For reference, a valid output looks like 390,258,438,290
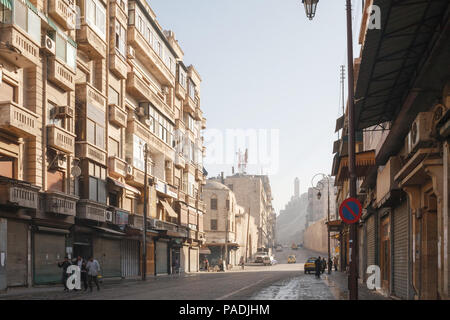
199,248,211,255
1,0,12,10
36,226,70,234
335,115,344,133
108,177,141,195
332,139,341,154
160,200,178,219
336,150,376,185
93,226,126,236
354,0,449,130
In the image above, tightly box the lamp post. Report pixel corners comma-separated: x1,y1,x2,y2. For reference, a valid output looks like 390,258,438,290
311,173,331,275
142,143,153,281
302,0,358,299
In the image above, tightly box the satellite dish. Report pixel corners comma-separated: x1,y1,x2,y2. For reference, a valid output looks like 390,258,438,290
71,166,81,177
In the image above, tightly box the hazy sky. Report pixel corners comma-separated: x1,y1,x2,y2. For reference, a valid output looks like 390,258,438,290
148,0,363,213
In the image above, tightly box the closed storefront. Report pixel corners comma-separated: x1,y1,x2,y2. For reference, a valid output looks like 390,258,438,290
189,247,198,272
358,225,364,280
366,214,376,267
156,241,168,275
121,239,140,278
392,200,409,299
34,230,67,285
145,241,155,276
7,220,28,287
93,237,121,278
380,213,391,293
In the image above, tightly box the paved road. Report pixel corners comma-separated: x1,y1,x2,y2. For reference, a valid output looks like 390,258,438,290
0,247,385,300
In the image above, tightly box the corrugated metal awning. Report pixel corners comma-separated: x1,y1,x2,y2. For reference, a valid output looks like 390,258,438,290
1,0,12,10
354,0,449,130
336,150,376,185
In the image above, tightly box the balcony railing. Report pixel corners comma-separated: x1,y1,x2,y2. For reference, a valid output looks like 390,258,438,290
195,168,203,181
44,191,78,216
0,101,38,137
174,153,186,169
47,125,76,154
175,82,186,100
76,141,107,166
184,96,196,114
77,199,107,222
48,56,75,91
127,26,175,87
0,25,40,67
0,178,39,209
76,24,107,59
126,72,152,102
109,53,127,79
109,104,127,128
108,156,128,178
75,82,107,112
48,0,76,30
125,166,145,187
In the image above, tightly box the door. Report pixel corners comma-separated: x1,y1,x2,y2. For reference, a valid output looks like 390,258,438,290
156,241,168,275
34,232,66,284
121,240,140,278
380,215,390,292
189,248,198,272
7,220,28,287
93,237,121,278
393,201,409,299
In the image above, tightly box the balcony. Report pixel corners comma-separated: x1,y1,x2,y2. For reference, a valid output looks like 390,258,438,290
109,1,128,27
0,25,40,67
174,153,186,169
109,53,127,79
127,26,175,87
201,118,206,130
128,214,144,230
187,195,196,208
126,72,152,102
175,119,185,132
175,82,186,100
76,24,107,59
125,166,145,187
0,101,38,137
178,190,187,203
77,199,107,222
47,125,76,154
48,57,75,91
76,141,107,166
75,82,106,112
196,199,206,213
0,178,39,209
44,191,78,216
109,104,127,128
48,0,76,30
184,96,196,114
195,168,203,181
196,231,206,242
188,229,196,240
108,156,128,178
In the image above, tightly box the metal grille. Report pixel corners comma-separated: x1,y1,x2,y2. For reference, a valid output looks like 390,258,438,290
366,214,376,267
121,240,140,278
34,232,66,285
7,220,28,287
155,241,168,275
393,200,409,299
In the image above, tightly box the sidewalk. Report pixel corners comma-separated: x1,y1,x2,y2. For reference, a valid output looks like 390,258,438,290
323,270,389,300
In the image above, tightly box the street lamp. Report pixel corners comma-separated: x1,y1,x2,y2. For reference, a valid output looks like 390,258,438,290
302,0,319,20
301,0,358,300
311,174,331,275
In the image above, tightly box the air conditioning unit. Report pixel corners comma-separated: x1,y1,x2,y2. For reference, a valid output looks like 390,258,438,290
127,47,135,59
105,210,114,223
42,35,55,55
55,106,74,118
51,154,67,171
408,112,434,156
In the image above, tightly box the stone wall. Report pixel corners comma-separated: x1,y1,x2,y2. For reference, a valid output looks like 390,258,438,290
303,217,328,254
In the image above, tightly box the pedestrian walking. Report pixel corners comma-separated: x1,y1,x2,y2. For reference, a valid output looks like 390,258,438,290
204,258,209,272
86,256,101,292
172,257,179,275
328,257,333,274
321,257,326,274
333,256,338,271
218,259,225,272
74,256,87,291
315,256,321,279
239,256,245,270
57,256,72,291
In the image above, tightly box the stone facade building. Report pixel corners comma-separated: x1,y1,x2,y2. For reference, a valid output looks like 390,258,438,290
0,0,206,290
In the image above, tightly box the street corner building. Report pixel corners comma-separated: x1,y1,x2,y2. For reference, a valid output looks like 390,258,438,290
330,0,450,300
0,0,207,290
201,174,276,270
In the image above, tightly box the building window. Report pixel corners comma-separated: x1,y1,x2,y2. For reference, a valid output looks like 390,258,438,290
108,86,120,106
188,79,195,100
0,80,17,103
108,137,120,158
211,198,217,210
115,22,126,57
88,162,106,203
55,33,77,70
210,219,217,231
11,0,41,43
85,0,106,40
86,103,105,149
47,103,63,128
178,66,186,88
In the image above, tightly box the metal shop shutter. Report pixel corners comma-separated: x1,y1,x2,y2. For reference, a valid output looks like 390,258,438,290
156,241,168,275
34,232,66,284
358,225,364,279
7,220,28,287
393,200,409,299
189,248,198,272
94,237,121,278
366,214,376,267
121,240,140,278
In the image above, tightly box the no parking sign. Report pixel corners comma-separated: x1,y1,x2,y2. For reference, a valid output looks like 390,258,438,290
339,198,362,224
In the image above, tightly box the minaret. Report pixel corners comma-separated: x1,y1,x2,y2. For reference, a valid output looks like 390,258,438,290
294,177,300,198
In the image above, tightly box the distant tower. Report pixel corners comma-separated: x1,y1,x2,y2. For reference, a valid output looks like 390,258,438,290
294,177,300,198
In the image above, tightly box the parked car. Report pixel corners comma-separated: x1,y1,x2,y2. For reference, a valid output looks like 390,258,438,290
276,246,283,252
287,255,296,264
255,254,267,263
262,256,272,266
304,257,317,274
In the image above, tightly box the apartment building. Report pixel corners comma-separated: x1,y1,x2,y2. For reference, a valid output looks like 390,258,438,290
331,0,449,300
0,0,206,289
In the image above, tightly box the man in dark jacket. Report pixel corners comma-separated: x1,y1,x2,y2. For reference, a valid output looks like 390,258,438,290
315,256,322,279
321,257,326,274
58,256,72,291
